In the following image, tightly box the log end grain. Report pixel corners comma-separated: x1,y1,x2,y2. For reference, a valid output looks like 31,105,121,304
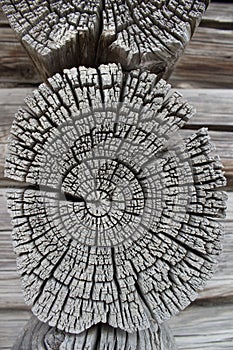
12,316,178,350
5,64,227,334
1,1,209,79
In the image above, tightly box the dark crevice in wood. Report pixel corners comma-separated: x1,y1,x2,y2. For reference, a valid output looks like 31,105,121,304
32,240,72,306
185,124,233,133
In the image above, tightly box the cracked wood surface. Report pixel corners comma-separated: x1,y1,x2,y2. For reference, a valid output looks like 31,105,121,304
0,66,228,350
1,0,209,79
4,64,226,335
0,88,233,189
0,85,232,347
0,2,232,349
0,191,233,349
0,2,232,88
11,317,177,350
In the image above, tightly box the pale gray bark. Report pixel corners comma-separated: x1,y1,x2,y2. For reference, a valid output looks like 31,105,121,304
5,64,226,335
1,0,209,79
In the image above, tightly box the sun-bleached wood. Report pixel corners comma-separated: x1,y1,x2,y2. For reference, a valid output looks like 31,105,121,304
1,0,209,79
1,3,233,89
1,190,233,349
12,316,177,350
5,64,226,335
1,88,233,188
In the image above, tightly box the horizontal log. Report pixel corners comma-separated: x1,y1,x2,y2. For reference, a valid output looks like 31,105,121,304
1,87,233,126
170,27,233,89
4,65,227,334
0,3,232,348
170,302,233,349
0,21,40,86
0,3,232,88
201,2,233,29
0,310,31,350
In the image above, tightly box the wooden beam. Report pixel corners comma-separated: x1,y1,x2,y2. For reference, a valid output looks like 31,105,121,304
1,301,233,349
1,189,232,309
1,88,233,188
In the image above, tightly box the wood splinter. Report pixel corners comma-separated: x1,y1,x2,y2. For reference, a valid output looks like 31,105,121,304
1,0,209,79
5,65,226,348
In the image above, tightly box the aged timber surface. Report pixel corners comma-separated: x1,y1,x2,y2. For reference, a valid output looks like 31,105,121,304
0,2,232,88
0,88,232,348
0,88,232,189
0,2,233,350
0,190,233,349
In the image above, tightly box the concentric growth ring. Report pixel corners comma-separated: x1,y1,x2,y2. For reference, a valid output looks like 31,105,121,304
5,64,226,334
61,158,145,246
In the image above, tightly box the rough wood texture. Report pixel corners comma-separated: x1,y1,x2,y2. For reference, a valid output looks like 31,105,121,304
1,304,233,350
1,190,233,309
0,2,232,89
1,192,233,349
4,64,226,335
1,88,233,189
0,3,232,348
1,0,209,79
0,19,232,350
12,317,177,350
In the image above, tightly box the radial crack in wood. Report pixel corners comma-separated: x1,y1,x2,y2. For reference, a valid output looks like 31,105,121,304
5,64,227,334
12,316,178,350
1,0,209,79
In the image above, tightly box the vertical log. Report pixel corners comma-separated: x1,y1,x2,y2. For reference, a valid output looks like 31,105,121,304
1,0,209,79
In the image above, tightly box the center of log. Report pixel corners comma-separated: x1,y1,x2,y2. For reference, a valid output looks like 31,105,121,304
85,190,112,217
61,158,145,246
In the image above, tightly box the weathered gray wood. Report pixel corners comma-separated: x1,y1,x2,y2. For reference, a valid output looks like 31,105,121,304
171,26,233,89
1,302,233,350
0,3,232,88
0,310,32,350
1,88,233,188
1,0,209,79
1,189,233,312
1,87,233,126
4,64,226,335
170,302,233,349
0,6,8,26
182,89,233,129
11,317,177,350
0,26,41,87
201,2,233,29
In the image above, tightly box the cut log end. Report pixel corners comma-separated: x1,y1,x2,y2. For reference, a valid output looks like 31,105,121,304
12,316,178,350
1,0,209,79
5,64,227,334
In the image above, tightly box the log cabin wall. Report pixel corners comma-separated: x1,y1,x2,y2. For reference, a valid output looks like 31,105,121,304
0,2,233,349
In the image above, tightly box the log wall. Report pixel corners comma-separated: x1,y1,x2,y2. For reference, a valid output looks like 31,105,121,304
0,2,233,349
